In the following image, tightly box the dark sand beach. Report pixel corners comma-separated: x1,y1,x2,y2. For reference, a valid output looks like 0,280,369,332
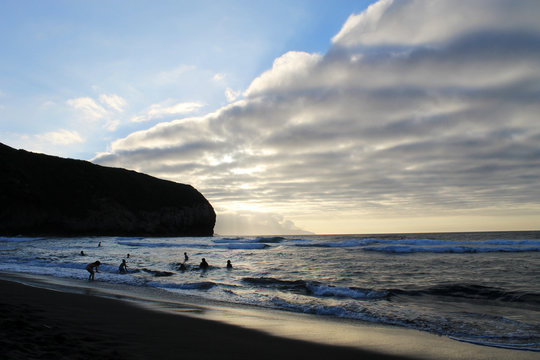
1,278,416,360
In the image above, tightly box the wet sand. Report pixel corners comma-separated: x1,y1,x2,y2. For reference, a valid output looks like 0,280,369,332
1,278,416,360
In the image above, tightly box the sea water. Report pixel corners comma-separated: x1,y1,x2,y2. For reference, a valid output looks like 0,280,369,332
1,231,538,351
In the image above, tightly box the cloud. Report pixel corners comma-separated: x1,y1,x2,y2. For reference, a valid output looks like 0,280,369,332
148,101,203,118
331,0,540,47
66,97,107,121
94,0,540,233
225,88,241,102
244,51,322,97
213,73,225,81
132,101,204,123
35,129,84,145
332,0,394,47
99,94,127,112
66,94,127,131
3,129,85,158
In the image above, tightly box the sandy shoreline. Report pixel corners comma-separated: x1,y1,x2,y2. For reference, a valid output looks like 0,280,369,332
1,272,536,360
0,277,409,360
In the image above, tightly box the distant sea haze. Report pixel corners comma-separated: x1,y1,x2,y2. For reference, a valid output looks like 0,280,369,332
1,231,539,351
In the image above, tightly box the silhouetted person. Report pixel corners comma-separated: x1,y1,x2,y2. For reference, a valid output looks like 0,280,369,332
98,241,102,247
127,253,130,258
200,258,209,269
80,250,85,256
119,259,128,274
226,260,233,269
184,252,189,261
86,261,101,281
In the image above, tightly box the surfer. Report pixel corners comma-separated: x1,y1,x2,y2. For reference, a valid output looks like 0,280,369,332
86,261,101,281
199,258,209,270
80,250,85,256
226,260,233,269
119,259,128,274
184,252,189,261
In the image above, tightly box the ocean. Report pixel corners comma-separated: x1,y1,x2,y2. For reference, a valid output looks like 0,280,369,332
1,231,538,352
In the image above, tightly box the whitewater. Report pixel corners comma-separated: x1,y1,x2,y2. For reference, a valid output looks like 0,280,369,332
1,231,538,352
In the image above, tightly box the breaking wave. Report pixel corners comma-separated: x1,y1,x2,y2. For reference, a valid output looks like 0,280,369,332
242,277,387,300
364,245,540,253
292,238,540,253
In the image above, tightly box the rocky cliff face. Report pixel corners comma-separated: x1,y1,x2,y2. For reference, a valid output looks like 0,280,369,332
0,143,215,237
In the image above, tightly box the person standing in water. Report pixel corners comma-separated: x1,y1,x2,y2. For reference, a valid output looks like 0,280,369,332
86,261,101,281
184,252,189,261
200,258,209,269
226,260,233,269
119,259,128,274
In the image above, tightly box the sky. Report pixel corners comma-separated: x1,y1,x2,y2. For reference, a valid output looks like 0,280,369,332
1,0,540,235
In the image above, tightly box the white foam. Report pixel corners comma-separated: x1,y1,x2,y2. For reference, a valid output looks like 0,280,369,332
147,280,217,290
214,243,268,250
449,337,540,352
270,297,375,321
307,284,387,299
117,241,207,248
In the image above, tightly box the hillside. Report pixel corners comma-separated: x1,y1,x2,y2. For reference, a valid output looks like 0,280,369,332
0,143,215,236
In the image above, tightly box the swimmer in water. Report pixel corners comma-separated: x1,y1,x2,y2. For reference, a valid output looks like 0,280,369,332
119,259,128,274
226,260,233,269
199,258,209,269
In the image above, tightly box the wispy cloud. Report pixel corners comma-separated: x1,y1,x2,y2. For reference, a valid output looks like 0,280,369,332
66,97,107,121
3,129,85,158
99,94,127,113
131,101,204,123
147,101,203,118
225,88,241,102
94,0,540,233
213,73,225,82
35,129,84,145
65,93,127,131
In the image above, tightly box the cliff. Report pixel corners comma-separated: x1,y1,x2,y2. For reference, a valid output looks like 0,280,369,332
0,143,215,237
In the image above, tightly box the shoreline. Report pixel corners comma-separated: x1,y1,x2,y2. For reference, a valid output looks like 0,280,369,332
0,274,410,360
1,271,537,360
